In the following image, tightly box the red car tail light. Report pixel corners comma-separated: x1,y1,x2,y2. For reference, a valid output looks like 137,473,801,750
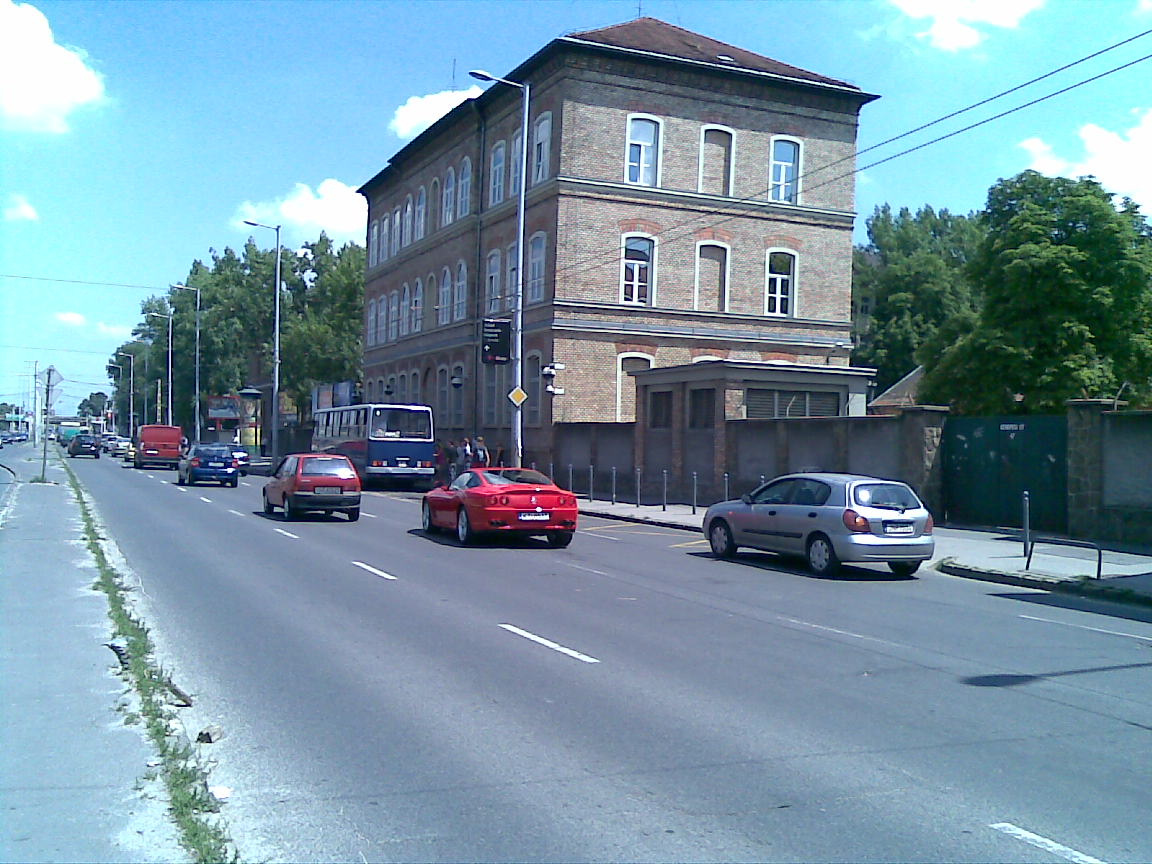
843,509,871,533
498,495,510,506
231,459,240,468
924,513,934,534
190,458,201,468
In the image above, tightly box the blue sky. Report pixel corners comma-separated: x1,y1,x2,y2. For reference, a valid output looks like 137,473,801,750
2,0,1150,415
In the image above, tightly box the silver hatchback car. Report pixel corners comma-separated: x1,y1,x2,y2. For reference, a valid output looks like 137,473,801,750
703,473,935,577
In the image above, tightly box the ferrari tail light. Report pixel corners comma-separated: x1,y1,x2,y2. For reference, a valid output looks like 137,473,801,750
843,509,870,533
499,495,510,506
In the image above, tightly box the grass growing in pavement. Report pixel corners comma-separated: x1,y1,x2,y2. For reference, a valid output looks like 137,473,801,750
61,460,239,863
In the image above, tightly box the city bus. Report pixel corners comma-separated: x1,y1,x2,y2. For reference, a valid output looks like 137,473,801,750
311,403,435,487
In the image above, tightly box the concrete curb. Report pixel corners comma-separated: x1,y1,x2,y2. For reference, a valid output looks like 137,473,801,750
580,508,701,532
938,560,1152,608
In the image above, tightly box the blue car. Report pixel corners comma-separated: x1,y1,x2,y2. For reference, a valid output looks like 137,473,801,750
177,444,240,487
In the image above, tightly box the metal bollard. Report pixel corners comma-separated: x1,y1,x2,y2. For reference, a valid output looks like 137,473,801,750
662,469,667,511
588,465,594,502
635,467,642,507
568,463,574,493
611,466,617,505
1023,490,1031,558
549,462,554,483
692,472,698,515
724,472,730,502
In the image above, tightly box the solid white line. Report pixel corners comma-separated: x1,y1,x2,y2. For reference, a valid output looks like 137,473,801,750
352,561,397,580
499,624,600,663
199,496,212,503
227,509,245,517
273,528,299,539
362,512,378,518
989,823,1106,864
1019,615,1152,643
566,562,608,576
582,531,620,542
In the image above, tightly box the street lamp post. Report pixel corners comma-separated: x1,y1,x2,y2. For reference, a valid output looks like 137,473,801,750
117,351,135,435
146,311,173,425
243,220,282,460
107,363,122,432
172,283,201,442
470,69,529,467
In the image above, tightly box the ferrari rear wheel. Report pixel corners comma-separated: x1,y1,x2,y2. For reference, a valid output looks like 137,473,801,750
546,531,574,548
456,508,474,545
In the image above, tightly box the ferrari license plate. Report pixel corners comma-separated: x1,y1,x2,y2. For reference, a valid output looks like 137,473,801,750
518,512,550,521
314,486,341,495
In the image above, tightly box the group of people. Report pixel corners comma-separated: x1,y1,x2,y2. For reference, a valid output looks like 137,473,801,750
435,436,496,482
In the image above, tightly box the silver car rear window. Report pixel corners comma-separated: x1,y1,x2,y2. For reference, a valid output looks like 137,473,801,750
853,483,920,510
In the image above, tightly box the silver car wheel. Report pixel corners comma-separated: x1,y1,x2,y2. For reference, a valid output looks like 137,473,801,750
708,521,735,558
807,535,840,577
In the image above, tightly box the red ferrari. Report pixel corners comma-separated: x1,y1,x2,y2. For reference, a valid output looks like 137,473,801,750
422,468,578,547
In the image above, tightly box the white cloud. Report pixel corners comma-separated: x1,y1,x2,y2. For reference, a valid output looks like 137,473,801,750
234,178,368,247
888,0,1045,50
56,311,85,326
96,322,131,338
389,86,482,140
3,192,38,221
0,0,106,133
1020,107,1152,209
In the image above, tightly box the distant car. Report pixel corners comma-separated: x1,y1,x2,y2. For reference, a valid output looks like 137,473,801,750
422,467,579,547
67,433,101,459
100,433,119,452
122,441,136,464
262,453,361,521
134,424,182,469
230,447,250,475
177,444,241,487
110,436,131,457
702,472,935,577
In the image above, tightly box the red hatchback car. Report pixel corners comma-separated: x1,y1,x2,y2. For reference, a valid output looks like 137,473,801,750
262,453,362,521
422,468,578,546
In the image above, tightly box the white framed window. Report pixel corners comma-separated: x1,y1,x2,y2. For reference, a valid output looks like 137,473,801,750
442,168,455,226
457,157,471,218
415,187,426,241
375,296,386,344
485,249,501,314
527,232,546,303
626,115,661,186
438,268,452,326
505,242,518,312
621,235,655,305
366,299,376,346
368,220,379,267
391,208,401,256
451,363,465,427
617,353,654,421
429,179,440,230
436,367,449,420
769,136,801,204
510,131,523,195
402,196,413,247
695,242,729,312
483,361,510,427
489,142,506,206
525,352,541,426
388,291,400,341
765,249,797,316
699,125,734,196
399,284,411,336
380,218,389,261
453,262,468,321
412,278,423,334
532,112,551,185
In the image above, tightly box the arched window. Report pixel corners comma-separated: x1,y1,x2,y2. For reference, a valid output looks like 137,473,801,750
699,126,734,196
532,112,551,184
696,243,729,312
391,208,401,256
410,371,420,405
375,296,386,344
414,187,426,241
429,179,440,231
366,299,376,346
388,291,400,341
368,220,379,267
525,353,542,426
438,268,452,326
442,168,455,226
399,284,411,336
451,363,465,427
402,196,414,247
765,250,797,316
453,262,468,321
510,132,523,195
485,249,501,314
769,137,801,204
489,142,506,206
412,279,424,334
527,233,546,303
617,353,654,421
380,218,389,261
397,373,408,403
626,115,661,186
621,235,655,305
436,367,449,421
457,157,471,218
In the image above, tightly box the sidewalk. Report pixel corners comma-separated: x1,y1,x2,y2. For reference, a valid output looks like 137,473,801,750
0,444,185,863
577,497,1152,606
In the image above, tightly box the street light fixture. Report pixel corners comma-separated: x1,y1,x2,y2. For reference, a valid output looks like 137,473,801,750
146,311,173,425
470,68,529,467
243,220,282,460
172,283,201,443
117,351,135,435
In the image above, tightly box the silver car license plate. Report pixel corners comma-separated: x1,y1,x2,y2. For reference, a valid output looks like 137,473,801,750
885,522,914,535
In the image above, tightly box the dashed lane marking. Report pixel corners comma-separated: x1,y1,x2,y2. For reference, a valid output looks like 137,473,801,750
273,528,299,539
227,509,245,517
565,562,608,576
352,561,397,580
499,624,600,664
989,823,1106,864
199,496,212,503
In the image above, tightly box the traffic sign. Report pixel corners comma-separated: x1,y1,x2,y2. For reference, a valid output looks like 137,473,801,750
481,318,511,364
507,387,528,407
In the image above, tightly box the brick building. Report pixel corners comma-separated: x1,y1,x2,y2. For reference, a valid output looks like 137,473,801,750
357,17,878,466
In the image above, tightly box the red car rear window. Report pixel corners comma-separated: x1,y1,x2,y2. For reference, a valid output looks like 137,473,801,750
300,458,356,477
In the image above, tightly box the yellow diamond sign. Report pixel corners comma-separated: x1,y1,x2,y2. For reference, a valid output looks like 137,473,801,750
507,386,528,407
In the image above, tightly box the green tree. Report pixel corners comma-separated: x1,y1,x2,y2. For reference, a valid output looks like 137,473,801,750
852,205,983,391
919,171,1152,413
77,391,109,420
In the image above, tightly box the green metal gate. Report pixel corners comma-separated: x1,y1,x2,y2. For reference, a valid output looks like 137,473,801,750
942,415,1067,532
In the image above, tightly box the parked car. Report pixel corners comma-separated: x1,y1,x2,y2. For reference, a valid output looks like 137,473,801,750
177,444,241,487
110,436,131,457
422,467,579,547
262,453,361,521
122,441,136,464
67,433,101,459
134,424,182,469
100,433,119,452
702,472,935,577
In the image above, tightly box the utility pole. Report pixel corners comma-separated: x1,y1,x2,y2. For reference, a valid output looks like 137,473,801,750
39,366,56,479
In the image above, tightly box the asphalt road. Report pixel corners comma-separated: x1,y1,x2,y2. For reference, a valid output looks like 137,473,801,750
71,454,1152,863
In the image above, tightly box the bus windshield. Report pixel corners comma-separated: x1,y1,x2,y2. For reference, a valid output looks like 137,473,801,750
369,407,431,440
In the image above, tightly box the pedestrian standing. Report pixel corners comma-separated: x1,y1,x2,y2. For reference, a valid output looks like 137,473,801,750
445,439,459,481
472,436,489,468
